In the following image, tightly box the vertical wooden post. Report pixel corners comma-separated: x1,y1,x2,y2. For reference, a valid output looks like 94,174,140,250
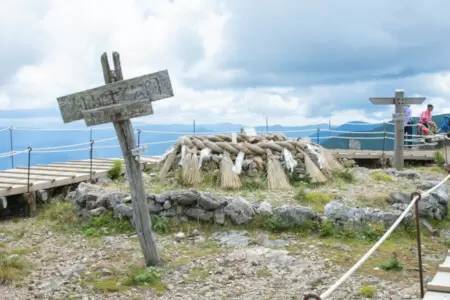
394,90,405,170
101,52,161,266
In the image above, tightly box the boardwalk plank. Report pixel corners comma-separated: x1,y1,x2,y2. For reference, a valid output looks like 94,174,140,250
439,257,450,272
427,272,450,292
424,291,450,300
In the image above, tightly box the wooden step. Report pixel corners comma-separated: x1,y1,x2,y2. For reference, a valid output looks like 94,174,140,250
427,272,450,292
439,257,450,272
424,291,450,300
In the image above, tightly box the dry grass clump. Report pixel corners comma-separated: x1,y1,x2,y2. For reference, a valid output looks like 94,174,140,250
266,151,291,190
181,151,202,186
220,152,241,189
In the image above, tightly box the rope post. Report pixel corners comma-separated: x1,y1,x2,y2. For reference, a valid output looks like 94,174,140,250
137,129,142,147
193,120,196,136
9,126,14,168
27,146,32,193
381,122,387,168
266,116,269,134
316,127,320,144
411,191,424,299
89,139,94,183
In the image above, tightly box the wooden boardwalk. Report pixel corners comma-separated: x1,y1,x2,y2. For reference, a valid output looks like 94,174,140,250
330,149,440,161
0,157,158,197
424,250,450,299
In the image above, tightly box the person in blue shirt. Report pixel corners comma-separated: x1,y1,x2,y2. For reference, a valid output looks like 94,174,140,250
440,116,450,137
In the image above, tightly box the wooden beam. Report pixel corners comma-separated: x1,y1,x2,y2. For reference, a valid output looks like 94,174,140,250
1,169,78,178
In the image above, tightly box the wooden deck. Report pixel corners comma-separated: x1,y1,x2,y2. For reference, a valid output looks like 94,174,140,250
330,149,440,161
424,250,450,299
0,157,158,197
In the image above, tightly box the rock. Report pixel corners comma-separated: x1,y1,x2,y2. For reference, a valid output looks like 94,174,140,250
397,170,420,180
273,205,318,228
147,197,164,213
0,196,7,209
213,231,250,247
324,201,403,226
96,177,113,185
160,208,177,217
163,200,171,210
72,183,103,209
214,209,225,225
224,197,255,225
96,192,128,209
418,181,449,220
174,232,186,242
113,204,133,219
36,190,49,203
388,192,410,205
168,190,201,206
88,207,106,217
198,192,228,210
184,208,213,221
154,194,170,204
255,201,273,216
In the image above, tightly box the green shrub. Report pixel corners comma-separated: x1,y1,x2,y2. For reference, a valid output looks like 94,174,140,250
359,285,376,298
294,187,306,202
333,169,355,183
434,151,445,167
379,254,403,271
125,267,166,294
300,192,332,213
241,176,266,190
38,201,80,232
81,212,133,237
370,171,393,182
0,252,28,283
151,215,169,234
361,223,385,241
108,160,123,180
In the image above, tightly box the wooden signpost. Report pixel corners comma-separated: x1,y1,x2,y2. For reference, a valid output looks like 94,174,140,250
57,52,174,266
370,90,425,170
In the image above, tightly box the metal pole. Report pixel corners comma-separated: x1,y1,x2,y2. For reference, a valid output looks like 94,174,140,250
27,147,32,193
137,129,142,147
89,128,93,141
89,139,94,183
411,191,424,298
193,120,196,135
9,126,14,168
266,116,269,134
316,127,320,144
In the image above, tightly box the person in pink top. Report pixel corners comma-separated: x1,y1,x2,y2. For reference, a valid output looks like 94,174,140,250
418,104,437,135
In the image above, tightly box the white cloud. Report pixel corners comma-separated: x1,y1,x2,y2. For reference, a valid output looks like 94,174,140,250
0,0,449,127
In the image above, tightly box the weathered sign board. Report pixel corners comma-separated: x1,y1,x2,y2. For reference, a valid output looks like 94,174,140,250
57,70,173,125
370,90,425,170
56,52,173,266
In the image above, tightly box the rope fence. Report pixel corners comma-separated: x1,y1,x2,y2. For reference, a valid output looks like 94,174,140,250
304,174,450,299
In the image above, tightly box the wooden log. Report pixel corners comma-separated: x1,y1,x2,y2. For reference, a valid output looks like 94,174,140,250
105,52,160,266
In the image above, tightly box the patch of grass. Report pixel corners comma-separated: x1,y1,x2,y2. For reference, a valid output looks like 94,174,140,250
359,285,376,298
333,169,355,183
108,160,123,180
38,201,80,233
185,266,211,283
151,215,169,234
319,220,385,242
201,171,219,188
294,187,306,202
296,191,332,213
379,254,403,271
81,212,133,237
91,278,124,292
370,170,394,182
256,266,272,278
241,176,266,191
434,151,445,167
0,251,28,283
125,267,166,294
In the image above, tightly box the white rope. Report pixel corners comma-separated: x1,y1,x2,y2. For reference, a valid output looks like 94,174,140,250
320,136,393,140
321,129,390,135
269,129,318,133
0,127,10,133
320,174,450,299
14,126,112,131
140,129,237,135
32,136,117,151
0,150,28,158
33,147,91,153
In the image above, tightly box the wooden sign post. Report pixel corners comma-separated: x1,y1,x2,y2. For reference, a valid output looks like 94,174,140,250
370,90,425,170
57,52,174,266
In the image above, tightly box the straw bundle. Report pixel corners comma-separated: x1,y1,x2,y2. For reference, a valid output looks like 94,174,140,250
266,151,291,190
220,152,241,189
304,152,327,183
181,151,202,186
159,150,177,178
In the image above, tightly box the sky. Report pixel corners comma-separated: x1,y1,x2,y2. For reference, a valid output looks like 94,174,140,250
1,0,450,127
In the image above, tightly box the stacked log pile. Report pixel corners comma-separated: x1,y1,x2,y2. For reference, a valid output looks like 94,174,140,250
159,133,343,188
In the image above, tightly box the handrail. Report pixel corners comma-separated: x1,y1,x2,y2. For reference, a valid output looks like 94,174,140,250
305,174,450,299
